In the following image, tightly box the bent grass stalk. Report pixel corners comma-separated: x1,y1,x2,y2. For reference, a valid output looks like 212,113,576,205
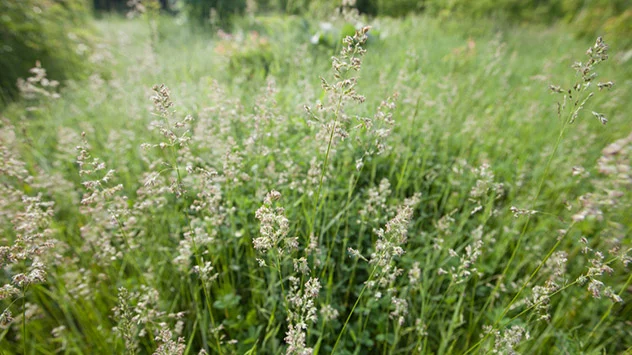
465,105,571,354
469,37,613,352
310,30,371,351
585,269,632,346
331,265,378,353
467,71,606,351
154,102,224,354
308,95,343,244
22,289,26,354
307,27,369,248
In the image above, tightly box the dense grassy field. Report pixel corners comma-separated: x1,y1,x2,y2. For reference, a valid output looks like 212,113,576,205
1,12,631,354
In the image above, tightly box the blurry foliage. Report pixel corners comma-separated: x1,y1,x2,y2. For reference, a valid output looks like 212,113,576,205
181,0,247,28
92,0,133,11
371,0,423,17
415,0,631,47
0,0,629,108
310,22,380,49
0,0,93,106
214,30,274,79
174,0,630,48
310,22,357,48
92,0,172,11
573,4,632,49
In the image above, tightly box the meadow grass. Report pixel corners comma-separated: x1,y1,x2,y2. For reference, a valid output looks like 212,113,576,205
1,12,631,354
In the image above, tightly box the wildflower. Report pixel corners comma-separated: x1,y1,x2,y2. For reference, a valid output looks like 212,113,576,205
359,178,391,223
253,190,293,255
307,26,371,153
510,206,537,218
113,286,165,353
549,84,564,93
320,304,339,322
76,137,132,264
597,81,614,90
293,257,310,275
0,309,13,327
153,323,185,355
191,259,219,284
591,111,608,125
588,279,604,299
390,297,408,327
470,163,504,201
285,277,320,355
16,61,60,102
113,288,139,353
493,325,530,355
359,197,420,292
408,262,421,284
552,37,613,125
449,239,483,284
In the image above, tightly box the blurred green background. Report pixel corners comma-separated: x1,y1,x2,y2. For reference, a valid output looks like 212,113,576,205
1,0,630,107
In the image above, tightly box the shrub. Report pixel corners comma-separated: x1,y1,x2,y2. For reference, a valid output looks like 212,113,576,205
0,0,93,106
182,0,247,28
215,31,275,78
573,3,632,48
372,0,423,17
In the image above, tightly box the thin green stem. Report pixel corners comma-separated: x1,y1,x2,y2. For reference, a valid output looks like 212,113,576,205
331,265,378,353
464,224,574,355
159,116,223,354
309,95,343,243
22,290,27,354
586,268,632,343
388,322,402,355
466,95,579,353
274,253,287,307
